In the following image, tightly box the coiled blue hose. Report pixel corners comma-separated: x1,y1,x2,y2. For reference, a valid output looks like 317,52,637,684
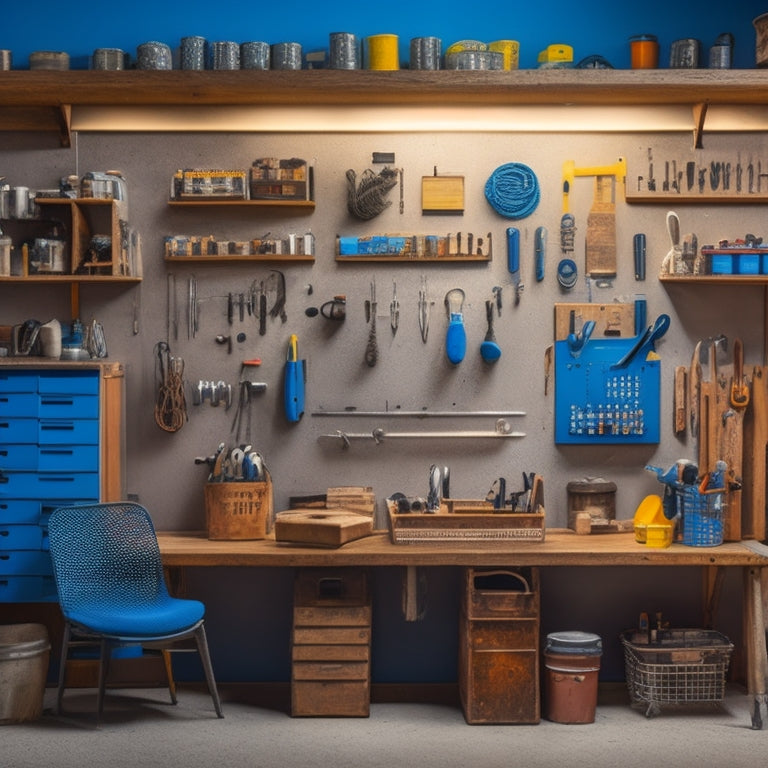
484,162,540,219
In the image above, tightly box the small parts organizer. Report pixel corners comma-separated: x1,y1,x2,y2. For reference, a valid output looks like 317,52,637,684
620,629,734,718
554,335,661,445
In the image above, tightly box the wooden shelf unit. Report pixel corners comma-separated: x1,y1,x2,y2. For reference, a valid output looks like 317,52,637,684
164,254,314,264
168,199,315,210
2,70,768,145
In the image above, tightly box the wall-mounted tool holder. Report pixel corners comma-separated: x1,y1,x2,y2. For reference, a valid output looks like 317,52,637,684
554,319,666,445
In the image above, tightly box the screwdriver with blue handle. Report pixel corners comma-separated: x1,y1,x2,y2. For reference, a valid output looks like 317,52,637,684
283,333,305,422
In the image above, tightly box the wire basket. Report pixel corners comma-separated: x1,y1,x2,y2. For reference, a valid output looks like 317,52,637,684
677,485,725,547
620,629,733,717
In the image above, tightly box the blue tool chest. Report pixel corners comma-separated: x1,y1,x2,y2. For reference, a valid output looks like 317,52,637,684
1,369,101,602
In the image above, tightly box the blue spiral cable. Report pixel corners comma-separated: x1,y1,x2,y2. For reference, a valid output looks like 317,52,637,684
484,162,540,219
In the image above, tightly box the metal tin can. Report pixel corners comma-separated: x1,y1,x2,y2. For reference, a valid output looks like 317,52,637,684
241,41,270,70
180,36,208,70
329,32,360,69
211,41,239,70
0,50,13,70
366,34,399,70
92,48,126,70
271,42,302,70
488,40,520,70
410,37,442,70
669,38,700,68
136,41,172,70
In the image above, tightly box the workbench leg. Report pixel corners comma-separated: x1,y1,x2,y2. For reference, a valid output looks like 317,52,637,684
401,566,426,622
744,566,768,730
703,566,724,629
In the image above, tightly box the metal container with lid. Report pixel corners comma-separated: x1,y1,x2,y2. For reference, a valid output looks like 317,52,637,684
545,630,603,656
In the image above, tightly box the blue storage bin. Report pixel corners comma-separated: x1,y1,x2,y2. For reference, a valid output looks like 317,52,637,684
736,254,760,275
0,472,99,500
0,500,43,524
0,550,53,576
0,525,45,550
710,254,733,274
0,575,57,602
37,370,99,395
0,372,38,394
38,419,99,444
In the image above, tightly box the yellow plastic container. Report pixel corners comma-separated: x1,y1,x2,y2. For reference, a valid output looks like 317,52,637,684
633,494,670,545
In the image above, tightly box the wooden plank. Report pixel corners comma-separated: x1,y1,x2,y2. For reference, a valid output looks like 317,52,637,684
674,366,687,434
584,176,617,279
554,302,634,340
742,366,768,540
274,509,373,547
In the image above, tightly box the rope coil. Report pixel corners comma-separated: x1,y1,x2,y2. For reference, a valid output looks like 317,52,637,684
484,162,540,219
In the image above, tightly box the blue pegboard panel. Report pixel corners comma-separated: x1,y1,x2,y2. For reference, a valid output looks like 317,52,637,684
554,335,661,445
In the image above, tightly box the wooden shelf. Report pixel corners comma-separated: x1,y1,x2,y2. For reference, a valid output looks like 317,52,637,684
3,70,768,109
0,275,141,283
628,194,768,205
336,254,491,263
168,199,315,209
660,275,768,285
3,70,768,145
164,255,313,264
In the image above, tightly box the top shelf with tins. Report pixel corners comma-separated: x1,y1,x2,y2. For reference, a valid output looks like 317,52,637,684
3,70,768,146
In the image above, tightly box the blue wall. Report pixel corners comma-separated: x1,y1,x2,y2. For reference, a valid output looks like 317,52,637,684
2,0,766,69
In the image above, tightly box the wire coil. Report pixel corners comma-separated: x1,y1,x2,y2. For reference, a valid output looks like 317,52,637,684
484,162,540,219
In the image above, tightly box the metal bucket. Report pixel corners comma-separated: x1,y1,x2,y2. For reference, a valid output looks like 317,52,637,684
0,624,50,724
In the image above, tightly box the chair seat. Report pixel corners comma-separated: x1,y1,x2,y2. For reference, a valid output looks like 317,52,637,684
66,596,206,639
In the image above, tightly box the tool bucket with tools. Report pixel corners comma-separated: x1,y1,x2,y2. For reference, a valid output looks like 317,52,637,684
543,631,602,724
204,471,273,540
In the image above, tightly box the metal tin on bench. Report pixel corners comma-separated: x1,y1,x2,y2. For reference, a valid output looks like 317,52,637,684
271,42,302,70
241,41,270,70
669,38,700,68
180,36,208,70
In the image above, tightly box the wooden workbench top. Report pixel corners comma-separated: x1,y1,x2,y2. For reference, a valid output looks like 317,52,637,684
157,529,768,568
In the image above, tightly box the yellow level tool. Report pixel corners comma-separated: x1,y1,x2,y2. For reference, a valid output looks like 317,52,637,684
562,157,627,214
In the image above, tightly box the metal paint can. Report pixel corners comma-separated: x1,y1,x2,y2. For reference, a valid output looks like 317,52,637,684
180,36,208,70
410,37,442,70
8,187,30,219
136,41,172,70
241,41,270,70
271,42,302,70
29,50,69,70
211,41,240,70
0,50,12,70
669,38,700,68
488,40,520,70
366,34,399,70
329,32,360,69
709,33,733,69
92,48,126,70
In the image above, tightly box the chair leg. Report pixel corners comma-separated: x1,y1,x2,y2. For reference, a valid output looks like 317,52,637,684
97,637,111,720
194,623,224,718
161,649,178,705
55,622,72,715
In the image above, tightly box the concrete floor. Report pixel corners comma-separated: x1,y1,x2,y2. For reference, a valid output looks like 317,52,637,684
2,684,766,768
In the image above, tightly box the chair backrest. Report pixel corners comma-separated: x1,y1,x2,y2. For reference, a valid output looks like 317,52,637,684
48,502,168,615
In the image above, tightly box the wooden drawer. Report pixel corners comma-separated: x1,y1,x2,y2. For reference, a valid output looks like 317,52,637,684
292,661,370,681
293,604,371,627
463,567,540,620
459,648,539,724
293,625,371,646
292,680,370,717
292,644,370,662
294,567,369,606
465,618,538,651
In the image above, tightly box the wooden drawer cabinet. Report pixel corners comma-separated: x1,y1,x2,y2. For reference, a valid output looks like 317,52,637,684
459,567,540,724
291,567,371,717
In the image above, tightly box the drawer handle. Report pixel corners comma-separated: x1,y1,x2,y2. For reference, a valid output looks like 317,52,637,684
40,424,75,432
40,449,74,456
39,477,75,483
0,530,9,537
41,398,75,406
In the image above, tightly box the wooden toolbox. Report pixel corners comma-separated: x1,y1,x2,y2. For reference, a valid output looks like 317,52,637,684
458,567,540,724
291,567,371,717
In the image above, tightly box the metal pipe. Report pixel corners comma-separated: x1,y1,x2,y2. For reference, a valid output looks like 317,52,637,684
320,426,525,448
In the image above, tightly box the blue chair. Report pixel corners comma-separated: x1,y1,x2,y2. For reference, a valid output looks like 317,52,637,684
47,501,223,719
